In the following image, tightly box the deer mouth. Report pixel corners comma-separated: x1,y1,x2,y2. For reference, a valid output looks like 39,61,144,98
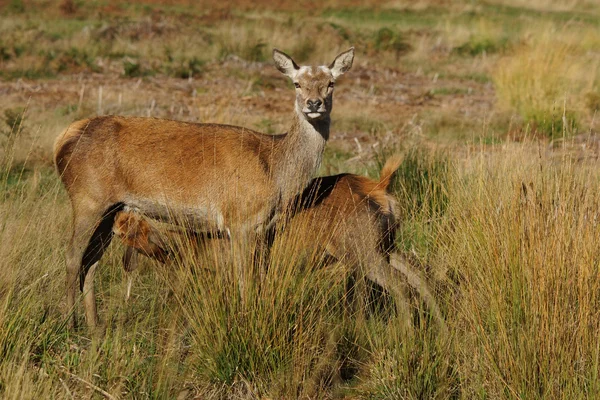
305,111,325,120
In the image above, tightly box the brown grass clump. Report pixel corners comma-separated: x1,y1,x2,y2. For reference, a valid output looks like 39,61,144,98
493,29,600,138
433,144,600,398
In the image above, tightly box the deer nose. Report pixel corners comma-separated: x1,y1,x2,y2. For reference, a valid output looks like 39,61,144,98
307,99,322,112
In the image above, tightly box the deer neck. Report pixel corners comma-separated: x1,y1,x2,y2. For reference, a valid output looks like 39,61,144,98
273,111,329,207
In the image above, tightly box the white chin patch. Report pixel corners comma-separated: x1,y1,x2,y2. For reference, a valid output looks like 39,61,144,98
307,112,321,119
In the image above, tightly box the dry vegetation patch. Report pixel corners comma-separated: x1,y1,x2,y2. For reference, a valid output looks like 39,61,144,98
1,0,600,398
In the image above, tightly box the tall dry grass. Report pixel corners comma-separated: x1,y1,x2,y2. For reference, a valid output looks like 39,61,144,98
2,132,599,398
2,0,600,397
493,28,600,137
433,144,600,398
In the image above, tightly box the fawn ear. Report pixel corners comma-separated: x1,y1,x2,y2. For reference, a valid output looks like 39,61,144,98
273,48,299,79
329,47,354,79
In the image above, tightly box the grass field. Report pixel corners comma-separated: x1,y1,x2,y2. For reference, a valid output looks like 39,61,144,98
1,0,600,398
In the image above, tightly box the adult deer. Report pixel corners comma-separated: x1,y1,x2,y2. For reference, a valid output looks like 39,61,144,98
54,47,355,329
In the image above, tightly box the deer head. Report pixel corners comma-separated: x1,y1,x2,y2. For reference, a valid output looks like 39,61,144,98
273,47,354,122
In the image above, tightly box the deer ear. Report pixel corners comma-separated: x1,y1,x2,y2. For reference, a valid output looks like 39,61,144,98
329,47,354,79
273,48,299,79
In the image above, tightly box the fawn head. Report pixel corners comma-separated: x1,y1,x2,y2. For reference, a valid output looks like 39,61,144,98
273,47,354,121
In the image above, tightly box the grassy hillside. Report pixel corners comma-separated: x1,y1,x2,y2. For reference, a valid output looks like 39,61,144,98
1,0,600,398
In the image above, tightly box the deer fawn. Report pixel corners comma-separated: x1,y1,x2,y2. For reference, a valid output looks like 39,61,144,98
113,157,446,332
54,47,354,329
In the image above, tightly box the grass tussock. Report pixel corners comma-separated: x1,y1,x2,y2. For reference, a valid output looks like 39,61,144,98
391,147,449,219
434,145,600,398
176,250,347,397
493,29,600,137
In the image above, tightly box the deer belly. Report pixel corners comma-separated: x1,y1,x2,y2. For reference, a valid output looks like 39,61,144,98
123,197,225,231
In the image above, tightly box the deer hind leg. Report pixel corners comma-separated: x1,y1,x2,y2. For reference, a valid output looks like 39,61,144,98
364,258,413,332
227,227,260,303
66,206,102,330
389,254,447,336
66,202,123,330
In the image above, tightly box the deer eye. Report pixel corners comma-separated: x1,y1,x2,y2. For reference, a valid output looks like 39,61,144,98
294,82,301,89
328,82,334,88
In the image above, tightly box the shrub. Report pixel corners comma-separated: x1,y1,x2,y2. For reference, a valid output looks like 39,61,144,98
8,0,25,13
3,108,24,132
2,107,26,145
219,37,268,62
123,60,144,77
292,39,316,62
0,45,11,61
55,47,98,73
1,108,27,170
168,57,204,79
373,27,411,55
59,0,77,15
454,36,509,56
585,91,600,113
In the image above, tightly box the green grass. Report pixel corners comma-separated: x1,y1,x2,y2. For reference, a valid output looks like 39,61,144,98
481,2,600,25
318,146,355,176
321,7,446,28
453,36,510,56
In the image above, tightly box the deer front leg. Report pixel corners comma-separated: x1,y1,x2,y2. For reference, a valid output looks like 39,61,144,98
122,247,138,301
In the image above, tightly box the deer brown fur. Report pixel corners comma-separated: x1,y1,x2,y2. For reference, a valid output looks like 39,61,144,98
54,47,355,329
113,210,171,268
113,157,446,331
